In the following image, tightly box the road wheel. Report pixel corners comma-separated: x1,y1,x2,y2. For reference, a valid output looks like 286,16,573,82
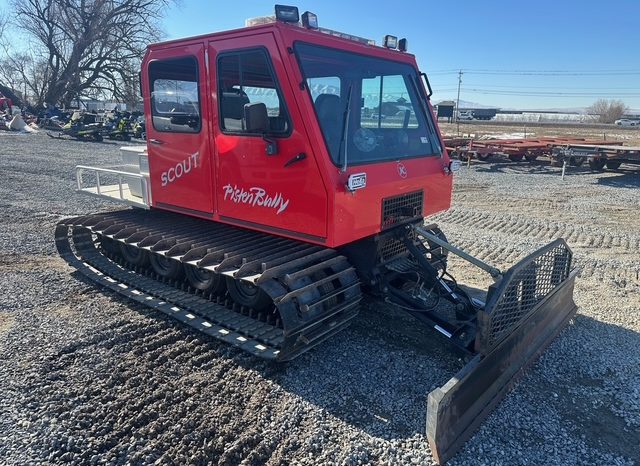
100,236,119,254
605,160,622,170
150,253,183,279
588,158,607,171
508,154,524,162
477,153,492,161
226,277,272,311
185,265,227,295
119,243,149,266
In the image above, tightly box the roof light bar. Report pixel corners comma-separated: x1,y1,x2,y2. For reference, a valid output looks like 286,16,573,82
275,4,299,23
383,35,398,49
301,11,318,29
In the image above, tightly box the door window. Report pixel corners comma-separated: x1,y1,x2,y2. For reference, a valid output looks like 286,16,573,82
217,49,291,135
149,57,201,133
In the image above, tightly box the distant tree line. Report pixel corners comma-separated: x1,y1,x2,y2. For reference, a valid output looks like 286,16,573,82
0,0,172,109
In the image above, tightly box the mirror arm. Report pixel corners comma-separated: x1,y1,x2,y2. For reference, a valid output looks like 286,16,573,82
263,135,278,155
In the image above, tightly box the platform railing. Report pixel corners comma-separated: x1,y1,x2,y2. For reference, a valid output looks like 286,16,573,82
76,165,150,209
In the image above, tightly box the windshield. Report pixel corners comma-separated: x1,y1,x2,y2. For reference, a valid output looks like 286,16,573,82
295,42,441,166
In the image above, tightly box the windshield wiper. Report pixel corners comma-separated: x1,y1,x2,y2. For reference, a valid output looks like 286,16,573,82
338,83,353,173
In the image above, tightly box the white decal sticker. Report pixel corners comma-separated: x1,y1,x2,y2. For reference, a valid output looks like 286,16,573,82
420,137,429,144
223,184,290,215
161,152,199,187
347,173,367,191
397,162,408,178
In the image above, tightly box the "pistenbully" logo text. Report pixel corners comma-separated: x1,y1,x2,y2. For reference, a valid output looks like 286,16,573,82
222,184,290,214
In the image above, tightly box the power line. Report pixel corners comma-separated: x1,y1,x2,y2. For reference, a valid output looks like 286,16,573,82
432,84,640,90
428,68,640,76
440,88,640,97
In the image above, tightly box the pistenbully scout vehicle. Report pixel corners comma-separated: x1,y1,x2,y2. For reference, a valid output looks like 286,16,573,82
55,6,577,463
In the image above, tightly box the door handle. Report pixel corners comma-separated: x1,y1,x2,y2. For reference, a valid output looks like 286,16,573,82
284,153,307,168
150,138,164,145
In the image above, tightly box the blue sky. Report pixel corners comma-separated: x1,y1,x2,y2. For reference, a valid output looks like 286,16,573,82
161,0,640,110
1,0,638,110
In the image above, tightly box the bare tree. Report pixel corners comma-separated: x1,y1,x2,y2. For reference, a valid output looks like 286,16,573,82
2,0,171,108
587,99,628,124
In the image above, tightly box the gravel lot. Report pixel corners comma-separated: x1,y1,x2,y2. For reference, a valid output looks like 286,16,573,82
1,128,639,465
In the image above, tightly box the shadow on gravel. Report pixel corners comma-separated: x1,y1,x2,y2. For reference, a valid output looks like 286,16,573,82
596,169,640,189
272,309,640,463
26,271,639,464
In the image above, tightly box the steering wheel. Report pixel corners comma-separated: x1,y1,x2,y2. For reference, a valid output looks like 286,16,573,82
353,128,378,152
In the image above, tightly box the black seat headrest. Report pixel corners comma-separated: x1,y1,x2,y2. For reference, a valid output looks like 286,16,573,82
222,92,250,120
315,94,341,121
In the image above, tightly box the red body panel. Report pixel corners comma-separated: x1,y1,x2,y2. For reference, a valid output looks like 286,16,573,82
141,22,452,247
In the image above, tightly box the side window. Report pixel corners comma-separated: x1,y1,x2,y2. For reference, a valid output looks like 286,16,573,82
361,75,419,129
218,49,290,135
149,57,201,133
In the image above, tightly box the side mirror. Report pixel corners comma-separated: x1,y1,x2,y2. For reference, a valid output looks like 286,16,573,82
244,102,278,155
244,102,269,133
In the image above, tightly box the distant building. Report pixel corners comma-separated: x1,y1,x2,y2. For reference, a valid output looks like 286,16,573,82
435,100,455,122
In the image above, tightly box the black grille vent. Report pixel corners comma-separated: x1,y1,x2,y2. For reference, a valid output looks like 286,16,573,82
381,190,423,230
377,230,417,262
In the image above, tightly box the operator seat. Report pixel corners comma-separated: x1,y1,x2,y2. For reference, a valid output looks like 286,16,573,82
314,94,342,158
221,90,250,131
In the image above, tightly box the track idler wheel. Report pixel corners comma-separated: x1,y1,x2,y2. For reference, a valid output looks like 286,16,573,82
226,277,272,311
606,160,621,170
119,243,149,267
150,253,183,279
184,265,227,295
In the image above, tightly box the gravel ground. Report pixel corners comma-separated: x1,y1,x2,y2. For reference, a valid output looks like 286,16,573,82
1,129,639,465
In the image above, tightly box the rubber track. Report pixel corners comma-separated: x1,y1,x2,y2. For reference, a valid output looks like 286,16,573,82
55,209,362,361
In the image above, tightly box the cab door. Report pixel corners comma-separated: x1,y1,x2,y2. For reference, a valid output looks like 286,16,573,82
143,43,214,215
209,33,328,242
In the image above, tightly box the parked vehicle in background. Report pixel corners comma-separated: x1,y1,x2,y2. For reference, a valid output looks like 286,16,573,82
615,119,639,127
457,111,474,120
471,108,497,120
0,93,12,113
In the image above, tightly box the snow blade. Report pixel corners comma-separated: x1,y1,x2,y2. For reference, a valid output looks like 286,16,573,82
426,240,578,464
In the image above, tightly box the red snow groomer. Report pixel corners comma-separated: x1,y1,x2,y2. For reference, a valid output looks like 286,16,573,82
56,6,577,463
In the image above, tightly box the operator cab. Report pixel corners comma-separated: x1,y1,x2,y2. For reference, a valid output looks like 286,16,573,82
76,5,453,248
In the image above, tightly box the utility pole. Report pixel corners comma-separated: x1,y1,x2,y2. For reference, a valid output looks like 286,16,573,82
456,69,463,136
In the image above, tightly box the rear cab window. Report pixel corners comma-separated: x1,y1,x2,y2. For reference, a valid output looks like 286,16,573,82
217,48,291,135
148,57,201,133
